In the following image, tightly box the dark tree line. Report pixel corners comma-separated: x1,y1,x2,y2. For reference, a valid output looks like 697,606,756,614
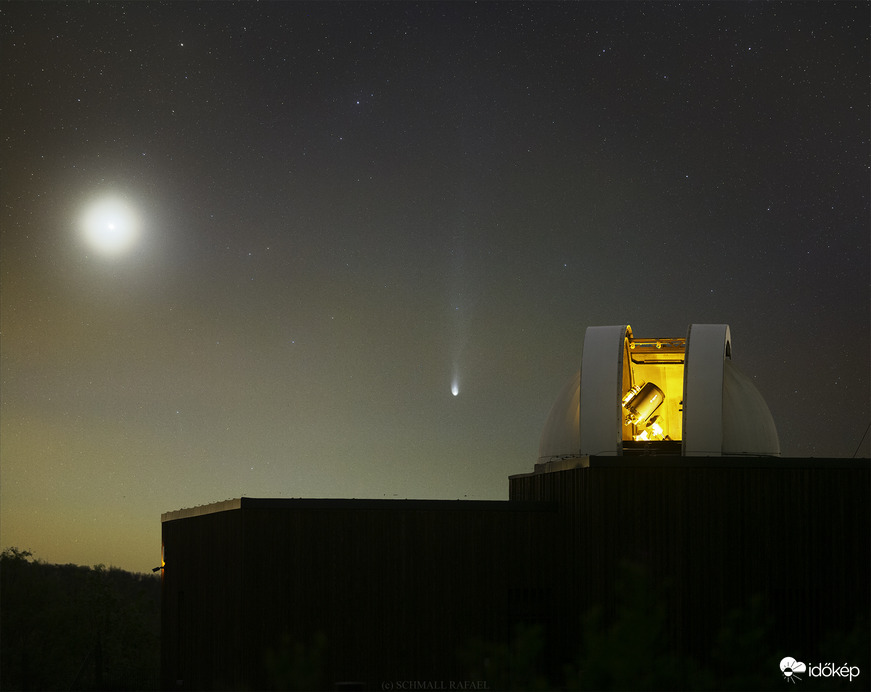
0,547,160,691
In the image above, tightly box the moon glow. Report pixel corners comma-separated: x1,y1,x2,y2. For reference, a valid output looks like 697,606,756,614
80,196,140,256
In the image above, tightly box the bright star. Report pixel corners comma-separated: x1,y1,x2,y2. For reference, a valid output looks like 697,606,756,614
80,195,141,256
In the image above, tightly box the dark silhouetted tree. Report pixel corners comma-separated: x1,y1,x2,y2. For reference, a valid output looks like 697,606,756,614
0,548,159,691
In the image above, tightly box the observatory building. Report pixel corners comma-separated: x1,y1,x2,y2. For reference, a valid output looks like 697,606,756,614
538,323,780,466
160,325,869,691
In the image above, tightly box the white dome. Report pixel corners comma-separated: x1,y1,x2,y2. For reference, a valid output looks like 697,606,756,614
536,324,780,462
538,370,580,462
722,359,781,456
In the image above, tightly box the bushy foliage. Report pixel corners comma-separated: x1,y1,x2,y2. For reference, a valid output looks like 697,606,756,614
460,561,868,691
0,547,160,691
263,630,329,691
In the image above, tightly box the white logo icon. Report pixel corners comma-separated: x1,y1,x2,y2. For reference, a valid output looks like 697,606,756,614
780,657,807,683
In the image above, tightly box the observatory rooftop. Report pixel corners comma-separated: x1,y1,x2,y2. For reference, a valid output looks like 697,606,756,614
537,324,780,469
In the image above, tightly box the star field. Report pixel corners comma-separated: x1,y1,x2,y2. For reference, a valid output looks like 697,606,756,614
1,1,868,573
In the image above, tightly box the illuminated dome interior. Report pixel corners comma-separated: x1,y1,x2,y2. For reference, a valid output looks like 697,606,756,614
537,324,780,462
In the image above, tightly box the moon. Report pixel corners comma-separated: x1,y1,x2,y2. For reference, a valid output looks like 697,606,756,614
80,195,140,256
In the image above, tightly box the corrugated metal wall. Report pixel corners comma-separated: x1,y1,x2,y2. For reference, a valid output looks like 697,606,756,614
161,506,245,690
509,458,870,669
160,460,868,690
161,499,558,691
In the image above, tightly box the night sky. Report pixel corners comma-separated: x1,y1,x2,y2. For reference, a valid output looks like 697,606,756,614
2,1,868,573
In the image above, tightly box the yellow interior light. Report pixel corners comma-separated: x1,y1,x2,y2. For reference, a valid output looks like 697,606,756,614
623,335,686,444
